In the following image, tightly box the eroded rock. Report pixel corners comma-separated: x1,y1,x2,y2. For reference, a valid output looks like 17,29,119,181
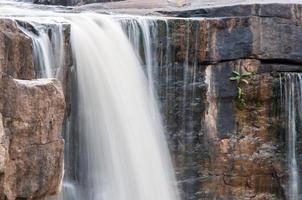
0,19,35,80
0,17,68,200
0,74,65,200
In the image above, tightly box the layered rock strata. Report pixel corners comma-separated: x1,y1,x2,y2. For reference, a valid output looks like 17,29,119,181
138,5,302,199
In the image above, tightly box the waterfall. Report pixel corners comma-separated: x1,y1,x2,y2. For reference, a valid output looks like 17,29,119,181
68,13,180,200
118,16,163,117
0,4,182,200
281,73,301,200
17,19,65,78
118,15,202,199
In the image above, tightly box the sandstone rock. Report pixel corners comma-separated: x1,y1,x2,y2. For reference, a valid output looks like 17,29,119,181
158,58,292,199
0,19,35,80
0,18,69,200
0,113,9,200
196,60,287,199
0,74,65,200
153,7,302,65
158,3,302,19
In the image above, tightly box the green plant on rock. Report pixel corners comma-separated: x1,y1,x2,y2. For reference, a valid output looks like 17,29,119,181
229,71,253,108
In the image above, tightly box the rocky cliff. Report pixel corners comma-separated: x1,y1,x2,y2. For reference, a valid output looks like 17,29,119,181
0,2,302,200
0,19,66,200
130,3,302,200
158,4,302,200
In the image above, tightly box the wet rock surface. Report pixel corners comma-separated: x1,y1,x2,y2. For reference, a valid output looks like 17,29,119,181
152,56,300,199
141,5,302,199
1,1,302,200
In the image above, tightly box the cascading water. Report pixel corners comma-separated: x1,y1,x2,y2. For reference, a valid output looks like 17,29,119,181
7,12,181,200
281,73,301,200
2,2,302,200
118,16,202,200
0,3,186,200
67,13,180,200
17,19,65,78
118,16,164,113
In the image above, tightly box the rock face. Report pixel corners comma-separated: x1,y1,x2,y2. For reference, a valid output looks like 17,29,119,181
197,60,286,199
0,19,35,80
138,4,302,199
0,19,66,200
1,2,302,200
64,3,302,199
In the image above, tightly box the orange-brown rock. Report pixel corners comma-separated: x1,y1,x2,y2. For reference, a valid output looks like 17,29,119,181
194,59,287,199
0,19,35,80
0,18,68,200
0,74,65,200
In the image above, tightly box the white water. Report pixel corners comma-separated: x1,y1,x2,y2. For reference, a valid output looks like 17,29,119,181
17,19,65,78
0,3,180,200
282,73,301,200
119,16,162,115
69,13,180,200
118,15,202,199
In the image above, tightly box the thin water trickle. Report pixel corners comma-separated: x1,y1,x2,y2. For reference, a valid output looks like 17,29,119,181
17,19,65,78
281,73,301,200
118,15,203,199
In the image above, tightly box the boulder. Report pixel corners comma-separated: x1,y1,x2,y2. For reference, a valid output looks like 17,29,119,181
0,74,65,200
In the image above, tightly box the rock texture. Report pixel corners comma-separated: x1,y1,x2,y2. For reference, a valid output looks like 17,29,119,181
0,19,66,200
0,76,65,200
0,19,35,80
1,2,302,200
137,5,302,199
197,60,287,199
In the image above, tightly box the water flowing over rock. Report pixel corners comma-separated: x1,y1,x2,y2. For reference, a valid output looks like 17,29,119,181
66,13,180,200
0,17,66,200
1,1,302,200
16,19,67,79
280,74,302,199
116,14,302,199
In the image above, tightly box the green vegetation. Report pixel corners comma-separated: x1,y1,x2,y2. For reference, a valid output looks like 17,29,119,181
229,71,253,108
